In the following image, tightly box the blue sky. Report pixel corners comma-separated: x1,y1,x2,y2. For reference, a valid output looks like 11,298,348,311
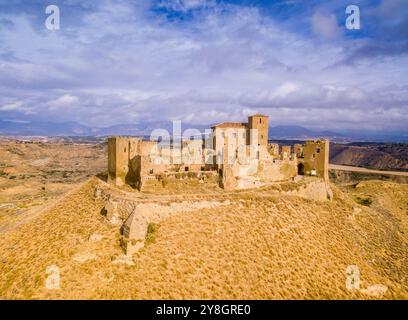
0,0,407,132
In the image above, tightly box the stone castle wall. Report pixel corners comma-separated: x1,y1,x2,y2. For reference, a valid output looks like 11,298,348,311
107,115,330,190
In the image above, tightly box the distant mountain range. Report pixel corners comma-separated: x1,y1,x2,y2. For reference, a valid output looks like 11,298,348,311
0,120,91,136
1,119,407,143
0,120,209,137
267,125,346,140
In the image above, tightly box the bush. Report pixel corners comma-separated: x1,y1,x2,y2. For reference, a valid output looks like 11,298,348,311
205,172,213,179
145,223,157,245
157,174,169,187
187,172,197,179
160,175,169,187
355,196,372,206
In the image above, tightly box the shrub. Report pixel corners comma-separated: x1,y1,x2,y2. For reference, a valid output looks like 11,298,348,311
145,223,157,245
355,196,372,206
160,175,169,187
187,172,197,179
205,172,214,179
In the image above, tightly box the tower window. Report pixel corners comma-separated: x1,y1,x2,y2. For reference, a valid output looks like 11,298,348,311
316,147,321,153
259,118,262,124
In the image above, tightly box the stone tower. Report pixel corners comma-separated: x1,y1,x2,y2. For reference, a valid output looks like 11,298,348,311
302,139,330,181
248,114,269,147
107,136,140,186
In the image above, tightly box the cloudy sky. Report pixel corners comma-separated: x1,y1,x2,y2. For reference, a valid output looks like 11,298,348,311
0,0,407,133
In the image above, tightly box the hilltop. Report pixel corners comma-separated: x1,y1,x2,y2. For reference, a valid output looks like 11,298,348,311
0,139,407,300
0,176,407,299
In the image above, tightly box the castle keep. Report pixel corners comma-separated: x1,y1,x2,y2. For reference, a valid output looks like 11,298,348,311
107,115,329,191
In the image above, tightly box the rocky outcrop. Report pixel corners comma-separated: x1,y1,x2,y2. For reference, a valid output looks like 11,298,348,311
120,210,150,255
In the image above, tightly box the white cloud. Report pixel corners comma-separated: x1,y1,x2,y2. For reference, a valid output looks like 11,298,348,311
159,0,214,12
0,101,24,111
272,82,300,99
311,11,342,40
0,0,407,133
47,94,79,110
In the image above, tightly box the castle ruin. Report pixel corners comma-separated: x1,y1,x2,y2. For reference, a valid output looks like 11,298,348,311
107,115,329,191
104,114,331,256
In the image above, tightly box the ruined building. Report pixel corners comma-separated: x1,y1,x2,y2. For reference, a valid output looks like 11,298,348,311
107,115,329,191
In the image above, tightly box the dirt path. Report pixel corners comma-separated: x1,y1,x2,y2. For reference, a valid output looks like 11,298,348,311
329,164,408,177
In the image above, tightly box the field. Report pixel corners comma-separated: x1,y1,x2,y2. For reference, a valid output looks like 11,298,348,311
0,139,407,299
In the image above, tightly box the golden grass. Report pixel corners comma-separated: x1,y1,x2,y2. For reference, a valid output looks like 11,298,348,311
0,141,105,234
0,178,407,299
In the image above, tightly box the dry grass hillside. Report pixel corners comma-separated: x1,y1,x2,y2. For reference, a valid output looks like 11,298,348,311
1,176,407,299
0,139,105,231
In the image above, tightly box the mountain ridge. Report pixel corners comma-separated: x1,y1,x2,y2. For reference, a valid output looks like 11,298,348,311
1,119,407,142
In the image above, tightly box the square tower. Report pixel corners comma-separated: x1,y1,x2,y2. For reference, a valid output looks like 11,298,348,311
302,139,330,181
248,114,269,147
107,136,140,186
